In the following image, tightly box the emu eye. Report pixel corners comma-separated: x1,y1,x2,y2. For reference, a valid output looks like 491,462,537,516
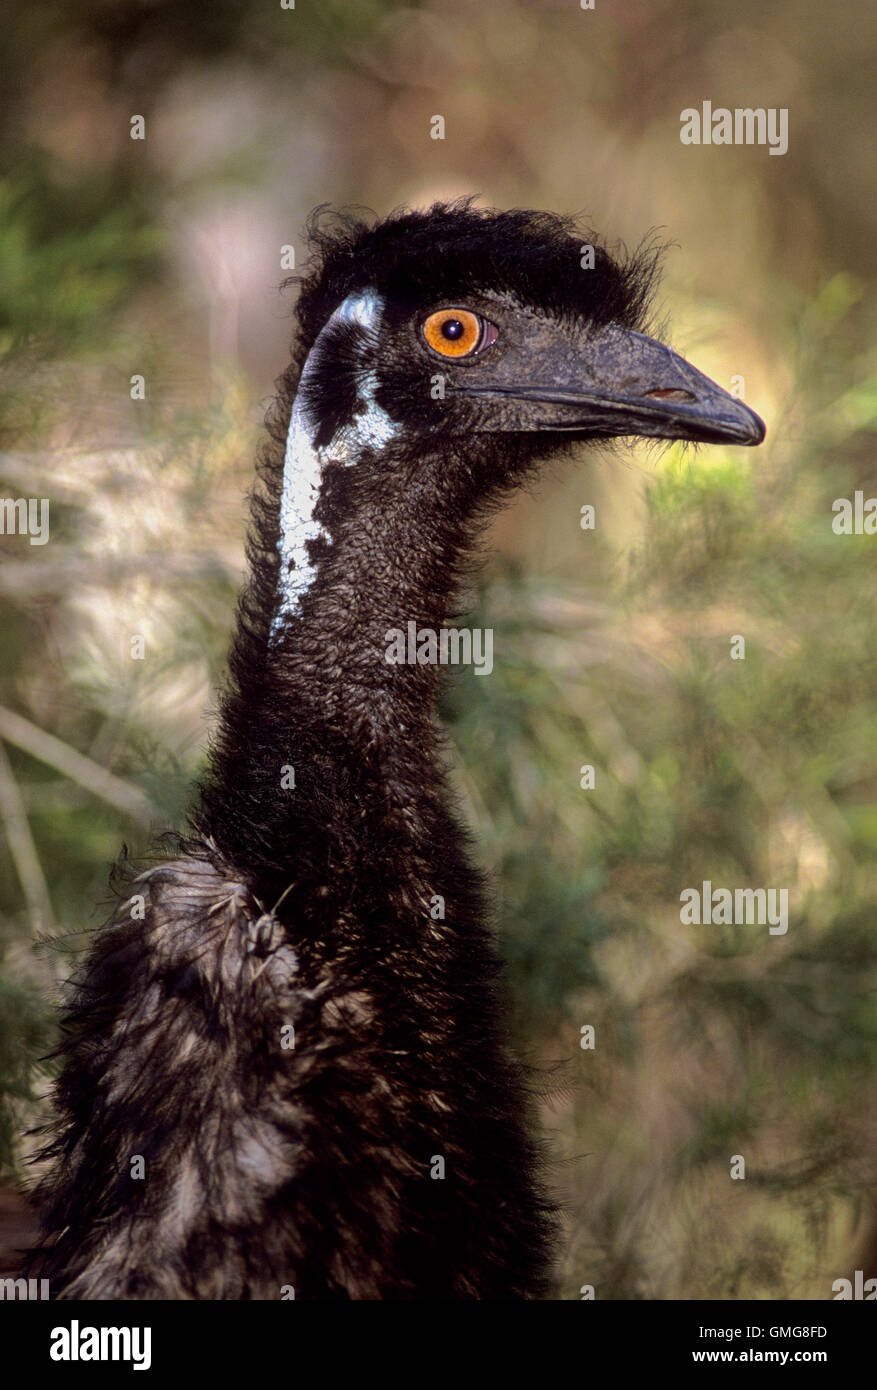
422,308,497,358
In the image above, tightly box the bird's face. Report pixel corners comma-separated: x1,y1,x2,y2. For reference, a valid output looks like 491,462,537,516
292,207,764,466
273,208,765,630
375,289,765,449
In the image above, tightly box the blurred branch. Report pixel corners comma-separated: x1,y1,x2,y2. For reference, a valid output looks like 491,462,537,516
0,553,237,598
0,451,90,504
0,707,158,828
0,739,55,934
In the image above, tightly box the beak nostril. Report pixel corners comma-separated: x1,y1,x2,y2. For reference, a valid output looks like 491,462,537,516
643,387,696,402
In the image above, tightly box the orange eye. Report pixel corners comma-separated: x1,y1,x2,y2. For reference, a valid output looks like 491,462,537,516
422,308,493,358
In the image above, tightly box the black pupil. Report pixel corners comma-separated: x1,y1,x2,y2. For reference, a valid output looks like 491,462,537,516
441,318,465,340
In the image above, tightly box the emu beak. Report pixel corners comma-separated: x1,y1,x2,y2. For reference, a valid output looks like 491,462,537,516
462,323,766,447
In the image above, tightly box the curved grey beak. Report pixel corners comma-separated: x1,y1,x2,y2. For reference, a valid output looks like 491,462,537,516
459,323,766,447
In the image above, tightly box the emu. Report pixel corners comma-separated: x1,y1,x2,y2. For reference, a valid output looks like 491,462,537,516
28,202,764,1299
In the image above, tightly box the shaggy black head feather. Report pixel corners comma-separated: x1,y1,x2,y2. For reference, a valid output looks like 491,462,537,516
291,200,660,360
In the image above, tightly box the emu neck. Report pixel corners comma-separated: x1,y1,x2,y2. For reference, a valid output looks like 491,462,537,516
197,437,488,900
276,480,476,735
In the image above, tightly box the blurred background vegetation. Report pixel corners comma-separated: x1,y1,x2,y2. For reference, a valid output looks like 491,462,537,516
1,0,875,1299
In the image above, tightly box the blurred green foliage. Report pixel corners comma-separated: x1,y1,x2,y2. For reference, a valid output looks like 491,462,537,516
0,178,161,363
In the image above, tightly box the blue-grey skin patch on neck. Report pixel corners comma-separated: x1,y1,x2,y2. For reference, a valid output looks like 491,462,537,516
271,290,400,639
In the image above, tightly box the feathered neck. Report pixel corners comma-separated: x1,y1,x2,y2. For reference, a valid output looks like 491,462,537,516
191,385,494,897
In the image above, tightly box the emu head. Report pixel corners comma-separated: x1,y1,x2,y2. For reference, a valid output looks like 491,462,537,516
273,203,765,628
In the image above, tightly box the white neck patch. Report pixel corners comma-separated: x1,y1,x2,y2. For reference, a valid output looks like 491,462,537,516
270,290,399,638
